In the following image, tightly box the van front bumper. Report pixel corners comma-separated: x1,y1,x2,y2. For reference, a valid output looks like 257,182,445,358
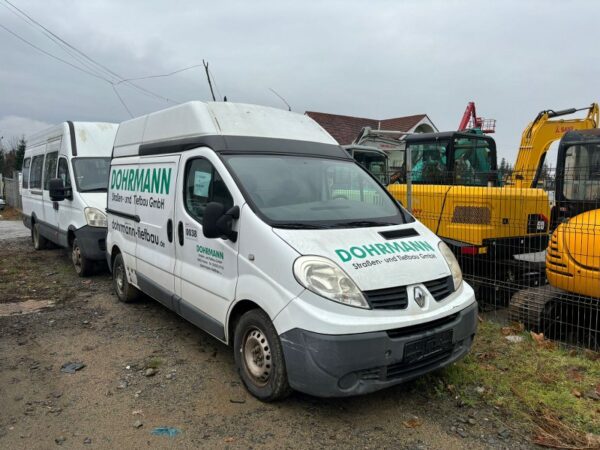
279,301,477,397
75,226,107,261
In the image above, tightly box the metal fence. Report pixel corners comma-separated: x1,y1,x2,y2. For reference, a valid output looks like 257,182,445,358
2,171,22,210
382,165,599,351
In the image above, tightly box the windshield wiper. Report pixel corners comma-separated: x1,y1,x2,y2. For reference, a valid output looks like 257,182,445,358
79,188,107,193
274,223,330,229
334,221,395,228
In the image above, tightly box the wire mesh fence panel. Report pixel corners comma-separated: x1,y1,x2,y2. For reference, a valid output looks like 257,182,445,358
385,163,599,352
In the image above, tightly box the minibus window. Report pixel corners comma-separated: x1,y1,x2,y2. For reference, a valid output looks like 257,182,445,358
225,155,407,227
30,155,44,190
43,152,58,190
57,158,71,188
22,158,31,189
184,158,234,223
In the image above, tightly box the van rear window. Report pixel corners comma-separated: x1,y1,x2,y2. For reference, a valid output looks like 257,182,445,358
22,158,31,189
30,155,44,190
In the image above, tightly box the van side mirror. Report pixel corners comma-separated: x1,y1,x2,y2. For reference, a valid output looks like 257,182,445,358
203,202,240,242
49,178,66,201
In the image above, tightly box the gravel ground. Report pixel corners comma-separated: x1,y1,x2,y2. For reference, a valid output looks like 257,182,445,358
0,233,537,449
0,219,29,240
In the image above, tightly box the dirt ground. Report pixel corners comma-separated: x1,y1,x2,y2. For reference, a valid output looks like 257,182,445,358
0,233,537,449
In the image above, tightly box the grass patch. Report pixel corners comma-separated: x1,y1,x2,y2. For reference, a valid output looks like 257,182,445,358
146,357,164,369
417,320,600,439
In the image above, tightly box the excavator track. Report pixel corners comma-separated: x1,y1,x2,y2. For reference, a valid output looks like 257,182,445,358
508,285,563,331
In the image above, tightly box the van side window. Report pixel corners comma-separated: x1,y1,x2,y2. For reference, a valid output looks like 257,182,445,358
184,158,234,223
22,158,31,189
43,152,59,190
57,157,71,188
30,155,44,190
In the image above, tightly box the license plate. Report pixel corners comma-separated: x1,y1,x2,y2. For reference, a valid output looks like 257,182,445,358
403,330,453,364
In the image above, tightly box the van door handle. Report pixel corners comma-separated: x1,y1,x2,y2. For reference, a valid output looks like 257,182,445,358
167,219,173,243
177,221,184,246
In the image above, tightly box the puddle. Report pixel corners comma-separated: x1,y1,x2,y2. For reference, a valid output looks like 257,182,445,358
0,300,55,317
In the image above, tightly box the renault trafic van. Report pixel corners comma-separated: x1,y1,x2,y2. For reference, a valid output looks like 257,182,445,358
106,102,477,400
22,122,118,275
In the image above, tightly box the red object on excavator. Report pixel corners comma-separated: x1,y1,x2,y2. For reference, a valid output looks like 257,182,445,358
458,102,496,133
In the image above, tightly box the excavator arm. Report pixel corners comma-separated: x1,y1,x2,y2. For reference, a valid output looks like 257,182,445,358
511,103,599,188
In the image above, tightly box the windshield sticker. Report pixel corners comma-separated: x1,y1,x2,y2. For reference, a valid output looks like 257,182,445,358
335,240,437,270
193,171,211,197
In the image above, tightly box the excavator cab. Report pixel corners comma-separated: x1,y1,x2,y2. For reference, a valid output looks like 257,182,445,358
399,131,498,187
553,129,600,226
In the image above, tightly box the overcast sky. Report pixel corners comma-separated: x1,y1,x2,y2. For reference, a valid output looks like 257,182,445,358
1,0,599,162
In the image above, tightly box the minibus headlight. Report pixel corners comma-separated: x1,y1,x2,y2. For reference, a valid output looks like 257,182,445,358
293,256,369,309
438,241,463,290
84,207,107,228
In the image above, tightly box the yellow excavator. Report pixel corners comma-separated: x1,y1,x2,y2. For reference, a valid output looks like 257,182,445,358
510,127,600,349
381,104,598,302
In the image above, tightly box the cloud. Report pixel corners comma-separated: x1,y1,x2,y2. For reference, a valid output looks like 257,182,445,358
1,0,599,162
0,116,52,144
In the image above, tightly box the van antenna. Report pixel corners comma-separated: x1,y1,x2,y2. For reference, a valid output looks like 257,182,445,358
203,60,216,101
268,88,291,111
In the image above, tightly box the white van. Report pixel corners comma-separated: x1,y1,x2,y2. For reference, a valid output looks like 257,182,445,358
106,102,477,400
22,122,118,275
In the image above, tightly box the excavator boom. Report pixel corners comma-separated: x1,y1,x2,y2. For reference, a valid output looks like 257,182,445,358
511,103,599,188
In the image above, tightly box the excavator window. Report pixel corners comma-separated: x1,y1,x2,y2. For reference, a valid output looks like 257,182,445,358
452,137,494,186
563,144,600,201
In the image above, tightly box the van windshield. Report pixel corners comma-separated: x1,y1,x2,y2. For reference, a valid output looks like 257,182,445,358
72,157,111,192
224,155,409,228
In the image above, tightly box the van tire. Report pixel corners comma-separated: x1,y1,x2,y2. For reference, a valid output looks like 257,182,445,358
112,253,139,302
72,238,93,277
32,222,47,250
234,309,292,402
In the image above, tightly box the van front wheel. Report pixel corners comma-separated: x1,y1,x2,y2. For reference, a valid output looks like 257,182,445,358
234,309,292,402
72,238,93,277
32,222,47,250
112,253,139,302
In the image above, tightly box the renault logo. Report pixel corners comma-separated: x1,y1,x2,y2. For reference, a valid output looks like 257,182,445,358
414,287,426,308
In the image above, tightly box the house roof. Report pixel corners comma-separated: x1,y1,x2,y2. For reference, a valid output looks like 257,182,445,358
305,111,429,145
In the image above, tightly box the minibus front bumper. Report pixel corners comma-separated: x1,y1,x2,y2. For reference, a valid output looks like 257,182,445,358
279,301,477,397
75,226,107,261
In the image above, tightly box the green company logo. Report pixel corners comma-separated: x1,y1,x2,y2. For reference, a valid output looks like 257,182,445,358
335,240,435,262
196,245,224,260
110,167,172,195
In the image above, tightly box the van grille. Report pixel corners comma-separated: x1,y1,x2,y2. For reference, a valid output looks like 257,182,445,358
362,276,454,310
363,285,409,310
386,313,459,339
423,276,454,302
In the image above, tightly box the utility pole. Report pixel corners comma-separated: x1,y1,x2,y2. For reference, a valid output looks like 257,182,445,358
203,60,216,101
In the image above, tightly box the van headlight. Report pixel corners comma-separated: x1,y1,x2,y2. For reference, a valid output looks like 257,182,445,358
438,241,463,290
293,256,369,309
84,207,107,228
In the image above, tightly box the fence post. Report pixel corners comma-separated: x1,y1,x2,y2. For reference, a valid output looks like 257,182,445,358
406,144,412,213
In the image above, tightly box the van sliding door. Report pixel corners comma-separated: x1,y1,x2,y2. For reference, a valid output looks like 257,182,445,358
130,155,180,307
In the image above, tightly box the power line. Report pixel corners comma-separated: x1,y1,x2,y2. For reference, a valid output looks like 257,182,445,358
1,0,177,104
112,85,133,118
116,64,204,84
0,22,115,83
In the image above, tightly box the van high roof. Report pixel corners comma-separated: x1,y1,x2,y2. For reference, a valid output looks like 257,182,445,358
27,122,118,158
113,101,347,159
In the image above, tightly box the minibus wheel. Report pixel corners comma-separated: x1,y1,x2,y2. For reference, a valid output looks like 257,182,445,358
234,309,292,401
32,222,47,250
72,238,93,277
112,253,139,302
